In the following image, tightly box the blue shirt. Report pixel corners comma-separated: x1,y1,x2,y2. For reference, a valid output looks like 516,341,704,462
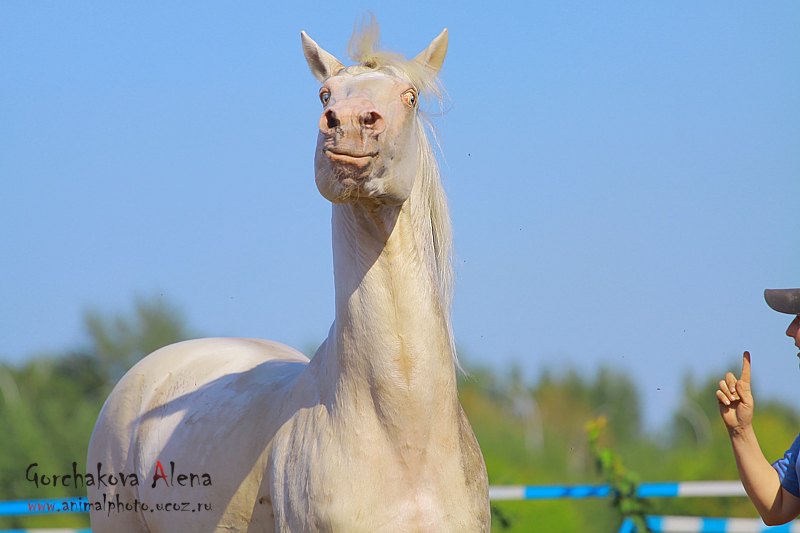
773,433,800,497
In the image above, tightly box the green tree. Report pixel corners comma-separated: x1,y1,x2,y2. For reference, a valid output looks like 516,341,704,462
0,297,191,529
587,416,649,532
86,297,193,393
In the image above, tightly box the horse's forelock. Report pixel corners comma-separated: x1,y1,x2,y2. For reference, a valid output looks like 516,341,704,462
346,19,442,100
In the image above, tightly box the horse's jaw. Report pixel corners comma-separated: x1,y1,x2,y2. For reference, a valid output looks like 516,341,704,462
314,141,417,206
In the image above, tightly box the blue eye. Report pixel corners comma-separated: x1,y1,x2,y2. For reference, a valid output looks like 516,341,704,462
320,89,331,105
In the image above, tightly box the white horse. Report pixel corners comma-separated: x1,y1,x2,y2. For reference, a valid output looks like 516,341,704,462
87,23,489,532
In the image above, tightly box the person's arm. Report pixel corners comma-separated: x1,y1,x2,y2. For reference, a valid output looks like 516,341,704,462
716,351,800,525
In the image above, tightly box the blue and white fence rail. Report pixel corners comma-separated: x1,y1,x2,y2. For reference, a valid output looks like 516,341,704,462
489,482,800,532
0,496,89,533
620,515,800,533
489,481,748,500
1,482,798,532
0,498,86,517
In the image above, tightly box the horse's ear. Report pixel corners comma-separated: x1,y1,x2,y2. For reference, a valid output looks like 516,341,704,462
413,28,448,74
301,31,345,82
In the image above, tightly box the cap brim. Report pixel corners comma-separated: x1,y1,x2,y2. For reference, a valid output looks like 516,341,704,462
764,288,800,314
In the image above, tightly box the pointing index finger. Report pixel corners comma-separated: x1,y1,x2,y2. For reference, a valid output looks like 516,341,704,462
741,351,751,384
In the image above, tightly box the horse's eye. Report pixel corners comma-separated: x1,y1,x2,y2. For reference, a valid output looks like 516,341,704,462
319,89,331,106
401,89,417,108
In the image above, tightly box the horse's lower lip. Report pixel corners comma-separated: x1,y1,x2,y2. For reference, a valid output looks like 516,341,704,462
324,150,375,166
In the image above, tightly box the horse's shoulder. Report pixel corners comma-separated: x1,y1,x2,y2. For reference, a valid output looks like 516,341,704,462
106,337,308,413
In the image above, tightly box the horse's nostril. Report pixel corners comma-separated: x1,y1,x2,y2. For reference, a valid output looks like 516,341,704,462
325,110,340,129
361,111,383,128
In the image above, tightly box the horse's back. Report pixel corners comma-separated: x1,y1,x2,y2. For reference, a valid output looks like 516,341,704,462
88,337,310,532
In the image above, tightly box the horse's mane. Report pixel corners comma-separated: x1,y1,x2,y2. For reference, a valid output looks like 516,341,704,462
347,19,458,368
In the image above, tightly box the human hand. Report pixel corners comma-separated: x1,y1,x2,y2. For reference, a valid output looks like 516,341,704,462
716,351,754,432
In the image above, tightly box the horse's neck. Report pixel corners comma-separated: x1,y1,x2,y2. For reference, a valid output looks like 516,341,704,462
318,197,459,438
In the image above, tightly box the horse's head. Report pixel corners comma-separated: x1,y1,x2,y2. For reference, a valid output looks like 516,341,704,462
301,24,447,205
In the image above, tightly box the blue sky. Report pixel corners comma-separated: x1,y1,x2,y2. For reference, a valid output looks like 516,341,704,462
1,2,798,432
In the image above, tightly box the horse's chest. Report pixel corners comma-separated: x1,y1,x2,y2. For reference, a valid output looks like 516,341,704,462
289,466,460,531
269,414,479,531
